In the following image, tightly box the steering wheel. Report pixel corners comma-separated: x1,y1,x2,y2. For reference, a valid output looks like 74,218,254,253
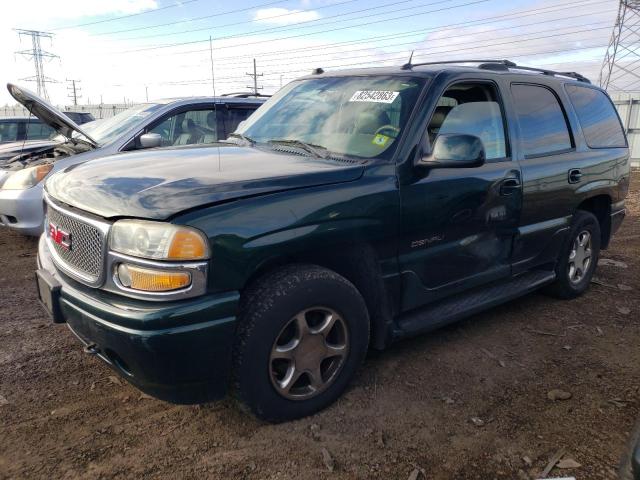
373,125,400,139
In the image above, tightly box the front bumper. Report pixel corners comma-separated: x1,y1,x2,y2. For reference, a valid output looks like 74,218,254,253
38,235,240,404
0,182,45,236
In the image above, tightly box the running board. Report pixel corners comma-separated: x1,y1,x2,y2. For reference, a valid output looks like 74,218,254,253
394,270,555,339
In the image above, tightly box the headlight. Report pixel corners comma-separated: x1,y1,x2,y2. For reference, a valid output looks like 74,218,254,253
2,164,53,190
110,220,209,261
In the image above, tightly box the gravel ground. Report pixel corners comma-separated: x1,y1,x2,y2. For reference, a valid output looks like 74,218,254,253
0,172,639,480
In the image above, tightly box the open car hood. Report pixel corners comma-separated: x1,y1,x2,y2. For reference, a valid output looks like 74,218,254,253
7,83,98,148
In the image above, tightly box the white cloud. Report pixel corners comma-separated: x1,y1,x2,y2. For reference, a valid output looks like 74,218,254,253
253,8,321,25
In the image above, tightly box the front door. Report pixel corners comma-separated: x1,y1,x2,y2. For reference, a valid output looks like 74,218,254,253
398,80,522,312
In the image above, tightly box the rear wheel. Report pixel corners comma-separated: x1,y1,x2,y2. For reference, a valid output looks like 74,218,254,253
545,210,601,299
233,264,369,422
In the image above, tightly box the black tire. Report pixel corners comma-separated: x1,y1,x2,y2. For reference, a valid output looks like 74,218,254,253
545,210,601,299
233,264,370,422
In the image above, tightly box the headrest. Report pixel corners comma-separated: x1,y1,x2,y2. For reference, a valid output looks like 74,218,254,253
182,118,195,131
430,106,453,129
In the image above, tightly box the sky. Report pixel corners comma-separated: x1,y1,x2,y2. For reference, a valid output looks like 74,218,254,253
0,0,622,106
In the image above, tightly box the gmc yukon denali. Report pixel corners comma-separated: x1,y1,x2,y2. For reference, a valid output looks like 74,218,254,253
35,60,630,422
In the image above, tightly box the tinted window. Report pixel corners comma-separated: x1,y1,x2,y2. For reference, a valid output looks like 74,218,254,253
148,109,218,146
565,85,626,148
512,84,572,157
0,122,19,142
25,122,55,140
428,82,507,160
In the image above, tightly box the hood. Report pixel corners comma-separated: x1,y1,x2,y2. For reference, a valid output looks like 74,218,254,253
0,139,58,163
46,145,365,220
7,83,98,148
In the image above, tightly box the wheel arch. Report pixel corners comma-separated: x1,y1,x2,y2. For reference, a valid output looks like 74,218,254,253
241,243,396,350
575,194,612,249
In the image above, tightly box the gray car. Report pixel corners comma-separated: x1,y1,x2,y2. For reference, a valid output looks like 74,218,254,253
0,84,265,236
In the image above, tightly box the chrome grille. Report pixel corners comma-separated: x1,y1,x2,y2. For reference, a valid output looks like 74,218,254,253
46,202,106,284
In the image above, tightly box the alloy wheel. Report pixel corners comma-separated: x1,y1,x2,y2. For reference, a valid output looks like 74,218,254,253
269,307,349,400
568,230,592,284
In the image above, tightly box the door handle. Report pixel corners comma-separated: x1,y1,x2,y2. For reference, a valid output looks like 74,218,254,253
499,177,521,196
568,168,583,184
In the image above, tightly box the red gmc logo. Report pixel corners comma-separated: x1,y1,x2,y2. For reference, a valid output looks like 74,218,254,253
49,223,72,251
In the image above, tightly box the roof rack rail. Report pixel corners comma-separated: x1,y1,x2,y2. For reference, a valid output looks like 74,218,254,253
220,92,272,98
401,59,591,83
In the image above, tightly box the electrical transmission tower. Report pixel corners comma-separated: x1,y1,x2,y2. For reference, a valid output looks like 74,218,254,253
15,29,58,100
246,59,263,96
600,1,640,91
66,79,82,106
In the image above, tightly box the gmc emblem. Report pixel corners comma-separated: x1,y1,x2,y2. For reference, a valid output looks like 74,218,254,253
49,223,72,251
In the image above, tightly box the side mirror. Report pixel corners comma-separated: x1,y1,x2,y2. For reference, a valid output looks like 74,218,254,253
418,133,486,169
139,133,162,149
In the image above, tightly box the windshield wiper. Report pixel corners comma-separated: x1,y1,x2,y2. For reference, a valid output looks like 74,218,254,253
227,133,255,146
268,139,329,159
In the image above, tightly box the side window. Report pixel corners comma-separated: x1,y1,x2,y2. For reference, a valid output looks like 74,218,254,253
25,122,55,140
222,108,255,138
565,85,626,148
0,122,19,142
511,84,572,157
427,82,507,160
147,109,218,146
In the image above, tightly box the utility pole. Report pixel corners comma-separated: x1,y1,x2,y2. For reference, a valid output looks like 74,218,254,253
145,85,149,102
600,1,640,90
66,79,81,106
14,29,58,100
246,58,263,96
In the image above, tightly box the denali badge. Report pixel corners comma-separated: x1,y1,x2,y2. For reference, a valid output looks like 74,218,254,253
49,223,72,251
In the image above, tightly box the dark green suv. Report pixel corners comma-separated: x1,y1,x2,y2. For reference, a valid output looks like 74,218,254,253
36,60,630,421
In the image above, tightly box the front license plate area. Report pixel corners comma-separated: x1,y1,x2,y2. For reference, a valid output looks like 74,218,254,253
35,269,64,323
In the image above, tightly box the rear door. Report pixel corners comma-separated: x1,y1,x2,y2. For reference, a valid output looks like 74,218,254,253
508,82,582,273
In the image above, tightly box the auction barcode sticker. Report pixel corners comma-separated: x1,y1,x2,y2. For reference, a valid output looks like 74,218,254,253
349,90,399,103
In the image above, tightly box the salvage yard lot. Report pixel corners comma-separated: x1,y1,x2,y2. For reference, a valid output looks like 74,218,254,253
1,172,639,480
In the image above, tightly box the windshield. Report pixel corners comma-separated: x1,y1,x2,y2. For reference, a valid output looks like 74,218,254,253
237,76,426,160
56,103,163,146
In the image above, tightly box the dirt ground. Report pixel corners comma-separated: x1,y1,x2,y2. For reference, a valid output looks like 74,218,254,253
1,173,639,480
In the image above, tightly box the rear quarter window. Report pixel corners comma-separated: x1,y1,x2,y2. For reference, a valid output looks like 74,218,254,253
565,85,627,148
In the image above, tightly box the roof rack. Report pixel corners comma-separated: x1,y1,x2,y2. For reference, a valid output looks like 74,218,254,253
220,92,272,98
400,59,591,84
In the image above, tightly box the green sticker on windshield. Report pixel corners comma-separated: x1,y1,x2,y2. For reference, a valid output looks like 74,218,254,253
372,134,390,147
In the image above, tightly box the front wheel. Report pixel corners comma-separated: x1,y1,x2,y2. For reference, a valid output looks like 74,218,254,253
545,210,601,299
233,265,370,422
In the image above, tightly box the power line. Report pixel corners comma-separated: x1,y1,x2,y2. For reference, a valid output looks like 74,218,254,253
89,0,294,36
122,0,414,42
158,0,608,60
14,29,58,100
599,0,640,90
51,0,202,30
119,0,362,40
115,0,485,54
153,39,610,87
178,10,610,71
163,20,613,79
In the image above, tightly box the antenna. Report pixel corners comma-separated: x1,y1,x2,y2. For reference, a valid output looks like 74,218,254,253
401,51,415,70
